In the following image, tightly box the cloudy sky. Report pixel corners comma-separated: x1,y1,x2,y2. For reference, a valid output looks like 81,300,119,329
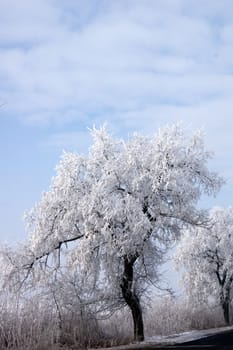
1,0,233,243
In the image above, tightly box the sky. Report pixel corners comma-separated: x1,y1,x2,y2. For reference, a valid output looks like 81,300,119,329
1,0,233,246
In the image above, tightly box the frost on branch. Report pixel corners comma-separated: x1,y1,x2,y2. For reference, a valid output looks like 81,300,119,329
1,124,223,341
175,207,233,325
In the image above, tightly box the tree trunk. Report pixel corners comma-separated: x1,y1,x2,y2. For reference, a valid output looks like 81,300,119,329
120,255,144,342
222,299,230,325
220,287,231,325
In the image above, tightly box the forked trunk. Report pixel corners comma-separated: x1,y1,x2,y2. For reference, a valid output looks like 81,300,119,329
120,255,144,342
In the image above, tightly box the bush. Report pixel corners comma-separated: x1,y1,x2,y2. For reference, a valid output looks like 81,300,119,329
145,295,225,337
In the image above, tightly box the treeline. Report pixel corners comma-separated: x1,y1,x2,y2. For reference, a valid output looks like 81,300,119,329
0,292,225,350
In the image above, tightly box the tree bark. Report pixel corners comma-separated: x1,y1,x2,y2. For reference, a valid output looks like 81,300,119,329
222,299,230,325
219,274,233,325
220,288,231,325
120,255,144,342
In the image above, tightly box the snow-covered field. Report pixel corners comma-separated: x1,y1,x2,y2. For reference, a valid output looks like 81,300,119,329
91,325,233,350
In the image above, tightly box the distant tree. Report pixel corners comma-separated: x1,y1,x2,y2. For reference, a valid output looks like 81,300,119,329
175,207,233,325
0,125,223,341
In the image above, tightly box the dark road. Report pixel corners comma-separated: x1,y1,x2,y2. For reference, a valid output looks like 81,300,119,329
97,328,233,350
133,328,233,350
178,328,233,349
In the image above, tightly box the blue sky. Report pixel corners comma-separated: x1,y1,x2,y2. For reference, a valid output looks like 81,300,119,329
1,0,233,244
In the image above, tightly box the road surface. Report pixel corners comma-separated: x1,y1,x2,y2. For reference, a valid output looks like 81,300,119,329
141,328,233,349
95,328,233,350
178,327,233,349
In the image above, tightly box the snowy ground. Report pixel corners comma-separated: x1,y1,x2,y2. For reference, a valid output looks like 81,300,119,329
90,325,233,350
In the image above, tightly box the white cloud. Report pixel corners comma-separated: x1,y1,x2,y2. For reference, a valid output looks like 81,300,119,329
3,0,233,246
0,0,64,45
1,0,233,138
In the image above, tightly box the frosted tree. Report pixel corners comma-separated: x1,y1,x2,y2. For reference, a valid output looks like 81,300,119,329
175,207,233,325
0,124,223,341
